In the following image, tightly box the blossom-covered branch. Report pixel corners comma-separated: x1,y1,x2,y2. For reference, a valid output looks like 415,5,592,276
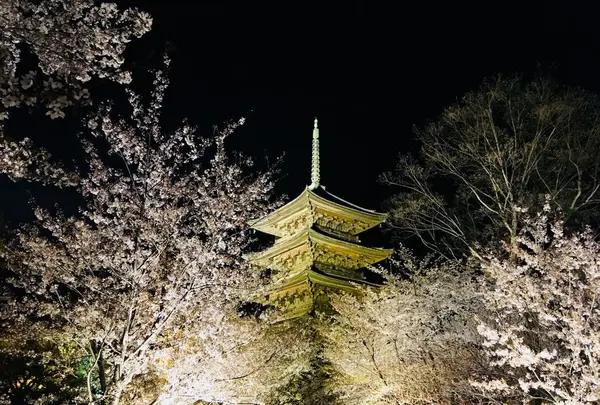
0,0,152,185
472,203,600,404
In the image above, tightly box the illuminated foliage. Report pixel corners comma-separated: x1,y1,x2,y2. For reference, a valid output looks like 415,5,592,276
263,355,338,405
0,340,88,404
155,317,316,404
321,251,483,404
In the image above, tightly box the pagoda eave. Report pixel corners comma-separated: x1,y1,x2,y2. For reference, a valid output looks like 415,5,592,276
247,187,388,237
269,269,379,296
257,269,381,321
245,228,393,271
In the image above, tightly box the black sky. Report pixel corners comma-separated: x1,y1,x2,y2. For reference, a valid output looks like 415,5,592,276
83,1,600,208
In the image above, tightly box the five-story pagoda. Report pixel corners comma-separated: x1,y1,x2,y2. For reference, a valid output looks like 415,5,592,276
246,119,393,320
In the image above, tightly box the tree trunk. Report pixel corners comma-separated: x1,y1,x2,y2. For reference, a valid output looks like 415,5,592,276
91,340,107,395
110,383,125,405
508,234,518,263
509,213,519,263
109,370,133,405
97,354,107,395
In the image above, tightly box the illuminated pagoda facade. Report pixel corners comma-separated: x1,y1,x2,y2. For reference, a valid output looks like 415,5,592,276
246,118,393,320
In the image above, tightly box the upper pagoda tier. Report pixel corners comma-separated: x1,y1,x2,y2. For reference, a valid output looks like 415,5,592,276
248,185,388,241
245,227,393,274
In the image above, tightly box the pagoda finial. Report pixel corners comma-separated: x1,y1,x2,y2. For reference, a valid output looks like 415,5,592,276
309,117,320,190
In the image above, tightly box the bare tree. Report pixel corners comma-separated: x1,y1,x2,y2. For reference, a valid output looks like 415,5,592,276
382,76,600,259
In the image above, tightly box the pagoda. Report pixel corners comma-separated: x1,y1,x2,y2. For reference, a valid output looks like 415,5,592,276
245,118,393,320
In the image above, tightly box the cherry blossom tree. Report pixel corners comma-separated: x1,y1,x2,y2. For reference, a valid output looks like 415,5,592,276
1,60,279,405
471,204,600,404
321,250,484,404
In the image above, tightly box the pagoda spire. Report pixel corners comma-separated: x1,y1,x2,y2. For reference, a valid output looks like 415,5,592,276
308,117,320,190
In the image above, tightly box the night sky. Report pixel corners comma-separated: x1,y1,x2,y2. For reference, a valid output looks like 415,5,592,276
112,0,600,209
11,0,600,216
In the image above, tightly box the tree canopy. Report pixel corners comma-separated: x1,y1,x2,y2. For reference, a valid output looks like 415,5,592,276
382,75,600,259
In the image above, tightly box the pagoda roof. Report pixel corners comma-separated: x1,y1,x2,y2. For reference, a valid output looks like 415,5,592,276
248,186,388,237
245,227,393,272
262,268,376,300
256,268,379,321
